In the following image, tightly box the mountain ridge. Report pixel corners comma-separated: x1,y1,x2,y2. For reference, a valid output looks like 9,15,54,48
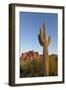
20,50,58,61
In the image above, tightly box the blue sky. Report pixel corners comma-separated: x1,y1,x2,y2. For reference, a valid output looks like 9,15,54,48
19,12,58,55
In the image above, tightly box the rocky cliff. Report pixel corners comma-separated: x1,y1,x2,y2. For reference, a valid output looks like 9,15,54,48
20,51,40,61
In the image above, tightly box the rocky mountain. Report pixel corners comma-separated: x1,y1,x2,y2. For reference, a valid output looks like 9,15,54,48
20,51,40,61
20,51,57,61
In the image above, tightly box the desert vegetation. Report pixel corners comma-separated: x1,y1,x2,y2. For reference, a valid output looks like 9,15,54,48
20,51,58,77
20,23,58,77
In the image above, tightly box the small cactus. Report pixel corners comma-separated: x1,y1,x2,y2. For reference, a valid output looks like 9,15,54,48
38,23,51,76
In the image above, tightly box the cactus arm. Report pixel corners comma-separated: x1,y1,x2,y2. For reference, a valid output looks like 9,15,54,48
38,34,44,46
48,36,51,46
40,27,44,44
43,23,46,39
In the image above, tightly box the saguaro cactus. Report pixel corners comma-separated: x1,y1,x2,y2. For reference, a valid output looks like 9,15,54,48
38,23,51,76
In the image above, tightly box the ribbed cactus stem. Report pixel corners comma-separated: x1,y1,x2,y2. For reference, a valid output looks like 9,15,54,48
43,23,46,38
38,23,51,76
40,26,44,44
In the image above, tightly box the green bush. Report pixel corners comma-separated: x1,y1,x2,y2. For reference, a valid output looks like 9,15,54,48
49,55,58,76
30,59,43,77
20,59,44,77
20,60,31,73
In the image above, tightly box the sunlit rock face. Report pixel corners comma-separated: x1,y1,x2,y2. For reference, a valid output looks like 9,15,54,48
20,51,40,61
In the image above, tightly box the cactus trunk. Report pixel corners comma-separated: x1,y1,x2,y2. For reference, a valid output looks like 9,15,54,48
43,46,49,76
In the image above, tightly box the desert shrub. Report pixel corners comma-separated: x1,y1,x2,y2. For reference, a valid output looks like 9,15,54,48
31,59,44,77
20,60,31,74
49,55,58,76
20,58,44,77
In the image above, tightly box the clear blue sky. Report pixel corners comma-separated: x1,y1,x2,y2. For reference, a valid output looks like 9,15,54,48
19,12,58,55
